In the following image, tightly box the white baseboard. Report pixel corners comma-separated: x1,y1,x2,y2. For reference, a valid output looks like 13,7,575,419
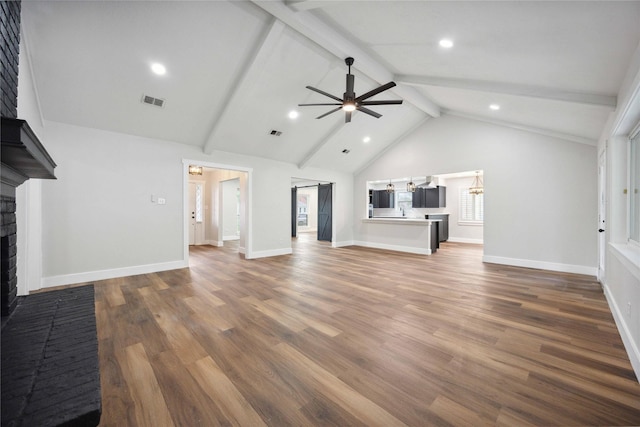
41,259,189,289
203,240,224,247
223,235,240,241
448,237,484,244
602,282,640,383
332,240,355,248
353,240,431,255
482,255,597,276
246,247,292,259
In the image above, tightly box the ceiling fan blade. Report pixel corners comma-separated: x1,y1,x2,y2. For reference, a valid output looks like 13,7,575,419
345,111,352,123
360,100,403,106
355,82,397,102
299,103,343,106
316,107,342,119
305,86,343,103
357,106,382,119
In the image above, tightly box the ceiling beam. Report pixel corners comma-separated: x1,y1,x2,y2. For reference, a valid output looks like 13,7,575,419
285,1,329,12
446,110,596,146
250,0,441,118
396,74,617,108
203,19,286,154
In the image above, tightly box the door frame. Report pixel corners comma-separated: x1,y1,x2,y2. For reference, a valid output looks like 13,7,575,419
182,159,253,261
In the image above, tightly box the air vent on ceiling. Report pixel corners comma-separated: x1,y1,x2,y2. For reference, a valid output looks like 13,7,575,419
141,94,165,108
270,130,282,136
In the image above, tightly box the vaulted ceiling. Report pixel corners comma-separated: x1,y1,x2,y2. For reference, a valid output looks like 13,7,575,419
21,1,640,174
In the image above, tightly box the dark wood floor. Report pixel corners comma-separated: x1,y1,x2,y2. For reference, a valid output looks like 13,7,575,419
94,234,640,426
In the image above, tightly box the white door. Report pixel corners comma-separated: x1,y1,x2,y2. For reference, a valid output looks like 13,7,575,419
597,150,606,282
188,182,204,245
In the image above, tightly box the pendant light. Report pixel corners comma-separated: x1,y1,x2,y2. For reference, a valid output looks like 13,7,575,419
406,177,416,192
469,171,484,195
386,179,395,193
188,165,203,175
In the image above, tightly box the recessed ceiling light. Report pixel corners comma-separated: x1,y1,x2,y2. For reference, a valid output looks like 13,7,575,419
439,39,454,48
489,104,500,111
288,110,299,119
363,136,371,143
151,63,166,75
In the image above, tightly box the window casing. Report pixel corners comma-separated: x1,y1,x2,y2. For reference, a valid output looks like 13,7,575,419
460,189,484,224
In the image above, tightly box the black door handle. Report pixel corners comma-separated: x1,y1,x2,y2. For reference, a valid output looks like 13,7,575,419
598,229,605,232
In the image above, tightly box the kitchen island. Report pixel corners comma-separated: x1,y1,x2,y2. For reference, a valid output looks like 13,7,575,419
358,218,441,255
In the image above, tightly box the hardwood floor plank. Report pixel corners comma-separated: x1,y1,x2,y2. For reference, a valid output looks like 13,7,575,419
116,343,174,427
91,240,640,426
273,342,408,427
187,356,267,427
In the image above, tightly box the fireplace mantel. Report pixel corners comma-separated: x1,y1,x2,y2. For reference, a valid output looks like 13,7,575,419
1,117,56,197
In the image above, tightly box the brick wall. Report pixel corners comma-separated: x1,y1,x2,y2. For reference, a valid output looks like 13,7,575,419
1,0,21,316
1,0,21,119
1,196,17,316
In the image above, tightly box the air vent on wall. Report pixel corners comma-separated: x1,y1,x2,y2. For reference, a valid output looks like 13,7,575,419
141,94,165,108
270,130,282,136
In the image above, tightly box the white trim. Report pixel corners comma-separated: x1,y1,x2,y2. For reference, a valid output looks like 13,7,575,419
448,237,483,244
332,240,355,248
602,282,640,383
204,239,224,247
353,240,432,255
482,255,597,276
41,260,188,288
246,247,292,259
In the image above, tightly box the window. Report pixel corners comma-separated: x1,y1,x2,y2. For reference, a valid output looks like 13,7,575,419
630,130,640,242
195,183,203,223
460,189,483,223
396,191,413,213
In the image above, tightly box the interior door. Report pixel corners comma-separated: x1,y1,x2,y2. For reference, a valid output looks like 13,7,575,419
597,150,606,282
317,184,332,242
188,182,197,245
291,187,297,238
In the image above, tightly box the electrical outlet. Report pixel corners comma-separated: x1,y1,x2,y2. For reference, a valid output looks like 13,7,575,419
158,197,166,205
627,302,631,316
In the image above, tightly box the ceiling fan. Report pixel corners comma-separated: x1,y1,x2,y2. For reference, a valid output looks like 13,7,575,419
298,57,403,123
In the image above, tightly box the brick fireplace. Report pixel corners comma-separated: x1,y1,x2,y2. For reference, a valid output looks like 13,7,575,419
1,1,57,317
1,2,102,426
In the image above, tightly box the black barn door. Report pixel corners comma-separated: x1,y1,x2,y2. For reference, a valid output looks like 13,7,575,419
317,184,332,242
291,187,297,237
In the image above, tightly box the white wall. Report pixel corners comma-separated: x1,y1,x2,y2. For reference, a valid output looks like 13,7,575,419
222,178,240,240
22,120,353,287
355,113,597,275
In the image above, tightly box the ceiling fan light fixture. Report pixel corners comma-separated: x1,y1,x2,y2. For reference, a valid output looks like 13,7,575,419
342,103,356,112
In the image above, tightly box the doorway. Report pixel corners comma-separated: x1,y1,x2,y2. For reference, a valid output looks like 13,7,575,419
291,179,333,244
184,160,251,261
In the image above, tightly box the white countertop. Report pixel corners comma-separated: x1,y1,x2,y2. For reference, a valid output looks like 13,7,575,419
362,218,441,225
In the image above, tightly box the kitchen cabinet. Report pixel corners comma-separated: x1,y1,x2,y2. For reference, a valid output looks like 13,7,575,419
425,214,449,242
412,186,446,208
372,190,395,208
